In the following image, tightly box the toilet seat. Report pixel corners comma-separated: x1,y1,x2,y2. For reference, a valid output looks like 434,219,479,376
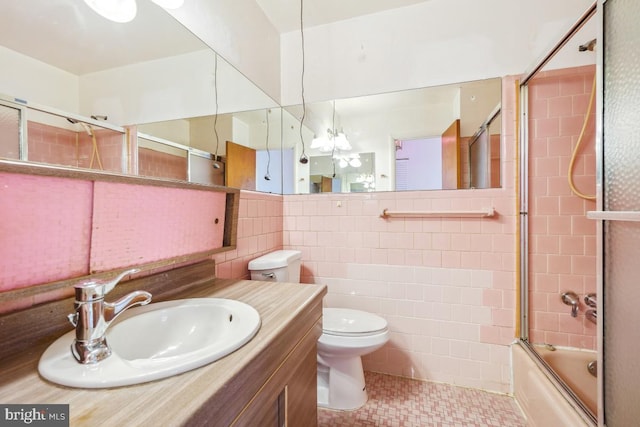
322,308,388,337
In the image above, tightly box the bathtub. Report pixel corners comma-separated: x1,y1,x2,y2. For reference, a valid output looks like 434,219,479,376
512,344,596,427
536,345,597,417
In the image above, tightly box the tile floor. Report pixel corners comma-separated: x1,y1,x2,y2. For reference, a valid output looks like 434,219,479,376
317,372,526,427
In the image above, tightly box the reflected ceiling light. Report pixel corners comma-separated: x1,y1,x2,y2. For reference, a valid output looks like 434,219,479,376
311,99,352,153
310,128,352,153
335,153,361,168
356,174,376,190
151,0,185,9
84,0,137,23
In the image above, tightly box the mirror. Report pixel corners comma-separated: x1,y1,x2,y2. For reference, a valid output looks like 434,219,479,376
138,107,284,192
0,0,280,189
282,78,502,194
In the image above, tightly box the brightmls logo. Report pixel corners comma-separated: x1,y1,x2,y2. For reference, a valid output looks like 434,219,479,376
0,405,68,426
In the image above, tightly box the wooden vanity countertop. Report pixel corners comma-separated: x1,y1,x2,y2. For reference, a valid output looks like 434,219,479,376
0,278,326,426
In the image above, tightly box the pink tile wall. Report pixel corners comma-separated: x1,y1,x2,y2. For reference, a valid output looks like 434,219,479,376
27,123,126,173
214,190,284,279
0,173,92,291
527,65,597,350
138,148,188,181
280,76,519,393
0,172,228,306
91,182,226,272
27,122,79,167
76,128,126,173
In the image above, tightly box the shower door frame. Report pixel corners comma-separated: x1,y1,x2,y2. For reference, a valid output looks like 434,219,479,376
517,2,601,426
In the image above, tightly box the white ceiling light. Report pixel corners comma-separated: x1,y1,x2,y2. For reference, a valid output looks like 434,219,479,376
335,153,361,169
151,0,185,9
310,128,352,153
84,0,137,23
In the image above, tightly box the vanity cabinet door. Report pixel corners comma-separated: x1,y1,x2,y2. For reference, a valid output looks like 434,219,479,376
232,320,321,427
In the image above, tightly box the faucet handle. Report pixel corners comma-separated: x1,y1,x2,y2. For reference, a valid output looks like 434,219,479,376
73,268,140,302
103,268,140,294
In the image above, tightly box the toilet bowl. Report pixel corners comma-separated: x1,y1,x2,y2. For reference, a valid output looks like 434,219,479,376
248,250,389,411
317,308,389,410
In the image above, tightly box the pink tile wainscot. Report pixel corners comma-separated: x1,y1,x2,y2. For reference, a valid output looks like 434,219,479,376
281,75,520,393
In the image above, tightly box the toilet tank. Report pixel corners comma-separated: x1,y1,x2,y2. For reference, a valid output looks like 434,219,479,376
248,250,302,282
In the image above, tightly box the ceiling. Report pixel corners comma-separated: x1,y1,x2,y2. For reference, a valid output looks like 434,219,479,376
0,0,205,75
254,0,433,33
0,0,432,76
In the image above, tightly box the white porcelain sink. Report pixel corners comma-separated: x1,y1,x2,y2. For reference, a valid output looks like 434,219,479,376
38,298,261,388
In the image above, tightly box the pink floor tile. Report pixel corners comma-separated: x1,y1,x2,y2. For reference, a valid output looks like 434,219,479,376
318,372,525,427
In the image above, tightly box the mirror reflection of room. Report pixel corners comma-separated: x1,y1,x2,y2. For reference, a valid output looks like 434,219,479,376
284,78,502,194
0,0,279,188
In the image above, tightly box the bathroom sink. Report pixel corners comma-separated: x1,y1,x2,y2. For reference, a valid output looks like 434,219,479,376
38,298,261,388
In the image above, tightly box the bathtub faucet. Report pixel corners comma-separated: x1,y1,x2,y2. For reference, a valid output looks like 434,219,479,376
561,291,580,317
67,268,152,364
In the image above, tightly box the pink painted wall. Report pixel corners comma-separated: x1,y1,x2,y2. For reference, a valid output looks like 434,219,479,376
280,76,519,393
527,65,597,350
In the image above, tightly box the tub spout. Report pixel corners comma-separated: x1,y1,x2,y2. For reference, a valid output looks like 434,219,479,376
561,291,580,317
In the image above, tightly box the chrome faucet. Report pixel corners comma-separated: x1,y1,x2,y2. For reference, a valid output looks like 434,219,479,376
561,291,580,317
67,268,152,364
584,292,597,308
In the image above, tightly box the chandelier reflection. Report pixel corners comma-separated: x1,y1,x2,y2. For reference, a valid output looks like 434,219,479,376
335,153,362,168
356,174,376,190
310,128,352,153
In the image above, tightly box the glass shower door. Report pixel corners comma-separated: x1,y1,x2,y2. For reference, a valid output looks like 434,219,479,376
602,0,640,424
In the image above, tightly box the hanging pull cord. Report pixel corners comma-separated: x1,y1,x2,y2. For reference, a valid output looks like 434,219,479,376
567,74,596,201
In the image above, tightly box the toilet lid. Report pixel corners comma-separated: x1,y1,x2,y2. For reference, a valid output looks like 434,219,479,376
323,308,388,336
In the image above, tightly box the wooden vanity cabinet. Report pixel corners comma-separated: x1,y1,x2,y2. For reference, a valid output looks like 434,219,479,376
231,320,321,426
0,267,327,427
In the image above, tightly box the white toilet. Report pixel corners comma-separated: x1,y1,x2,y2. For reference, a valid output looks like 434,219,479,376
248,250,301,282
316,307,389,410
248,250,390,411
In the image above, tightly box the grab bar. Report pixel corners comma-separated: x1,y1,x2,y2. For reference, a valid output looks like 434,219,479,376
380,207,495,219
